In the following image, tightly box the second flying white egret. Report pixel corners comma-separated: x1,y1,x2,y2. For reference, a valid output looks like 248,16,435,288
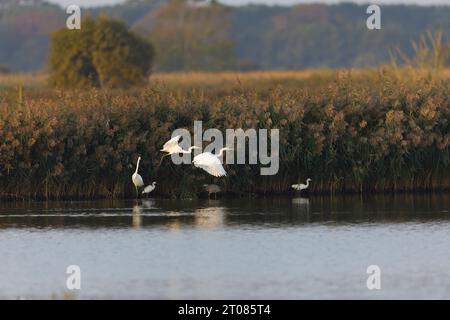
193,147,232,177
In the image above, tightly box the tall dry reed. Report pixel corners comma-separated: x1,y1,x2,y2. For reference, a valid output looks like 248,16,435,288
0,67,449,199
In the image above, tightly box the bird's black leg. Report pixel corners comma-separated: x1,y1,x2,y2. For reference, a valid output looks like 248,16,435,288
158,154,170,168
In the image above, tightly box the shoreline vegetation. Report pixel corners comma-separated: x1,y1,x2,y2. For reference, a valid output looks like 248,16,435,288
0,66,450,200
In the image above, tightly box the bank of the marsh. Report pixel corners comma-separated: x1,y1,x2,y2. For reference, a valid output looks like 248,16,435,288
0,68,449,199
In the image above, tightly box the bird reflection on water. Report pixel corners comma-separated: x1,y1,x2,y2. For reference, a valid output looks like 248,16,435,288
3,195,450,299
142,199,156,209
194,206,226,229
132,204,142,229
292,197,311,221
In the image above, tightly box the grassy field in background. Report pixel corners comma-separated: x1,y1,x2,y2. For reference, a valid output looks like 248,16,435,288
1,68,450,90
0,68,449,199
0,70,337,91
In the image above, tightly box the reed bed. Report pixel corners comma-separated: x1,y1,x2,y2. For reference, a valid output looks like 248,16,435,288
0,73,48,90
0,67,449,199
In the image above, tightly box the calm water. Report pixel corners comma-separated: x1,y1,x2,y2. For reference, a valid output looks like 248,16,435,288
1,195,450,299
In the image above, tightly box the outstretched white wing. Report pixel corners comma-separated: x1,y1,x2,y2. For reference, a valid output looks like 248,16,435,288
162,135,182,152
193,153,227,177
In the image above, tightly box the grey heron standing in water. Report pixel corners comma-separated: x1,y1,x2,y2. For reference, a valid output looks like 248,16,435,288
203,184,221,199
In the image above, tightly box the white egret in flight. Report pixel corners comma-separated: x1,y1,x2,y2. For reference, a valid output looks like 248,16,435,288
159,135,200,165
292,178,312,192
132,156,144,197
193,147,232,177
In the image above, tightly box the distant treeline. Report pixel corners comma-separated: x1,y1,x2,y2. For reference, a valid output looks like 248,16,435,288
0,66,449,199
0,0,450,72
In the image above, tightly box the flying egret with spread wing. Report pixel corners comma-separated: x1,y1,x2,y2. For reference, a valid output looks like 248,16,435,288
159,135,200,165
193,147,232,177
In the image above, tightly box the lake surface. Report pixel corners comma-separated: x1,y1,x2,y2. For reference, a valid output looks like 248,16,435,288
1,195,450,299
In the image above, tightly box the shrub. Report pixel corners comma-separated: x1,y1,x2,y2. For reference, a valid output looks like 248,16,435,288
48,16,154,89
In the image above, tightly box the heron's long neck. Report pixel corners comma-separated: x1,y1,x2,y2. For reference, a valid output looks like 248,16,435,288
135,159,140,174
178,146,195,154
186,146,197,153
216,148,227,157
305,180,310,188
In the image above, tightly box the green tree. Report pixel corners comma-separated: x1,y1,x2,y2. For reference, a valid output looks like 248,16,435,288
49,16,154,88
147,0,235,71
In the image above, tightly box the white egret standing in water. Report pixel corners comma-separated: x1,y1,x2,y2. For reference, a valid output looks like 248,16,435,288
193,147,232,177
132,156,144,198
142,182,156,195
292,178,312,193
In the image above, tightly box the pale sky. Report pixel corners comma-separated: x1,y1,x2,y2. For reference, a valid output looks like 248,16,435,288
45,0,450,8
